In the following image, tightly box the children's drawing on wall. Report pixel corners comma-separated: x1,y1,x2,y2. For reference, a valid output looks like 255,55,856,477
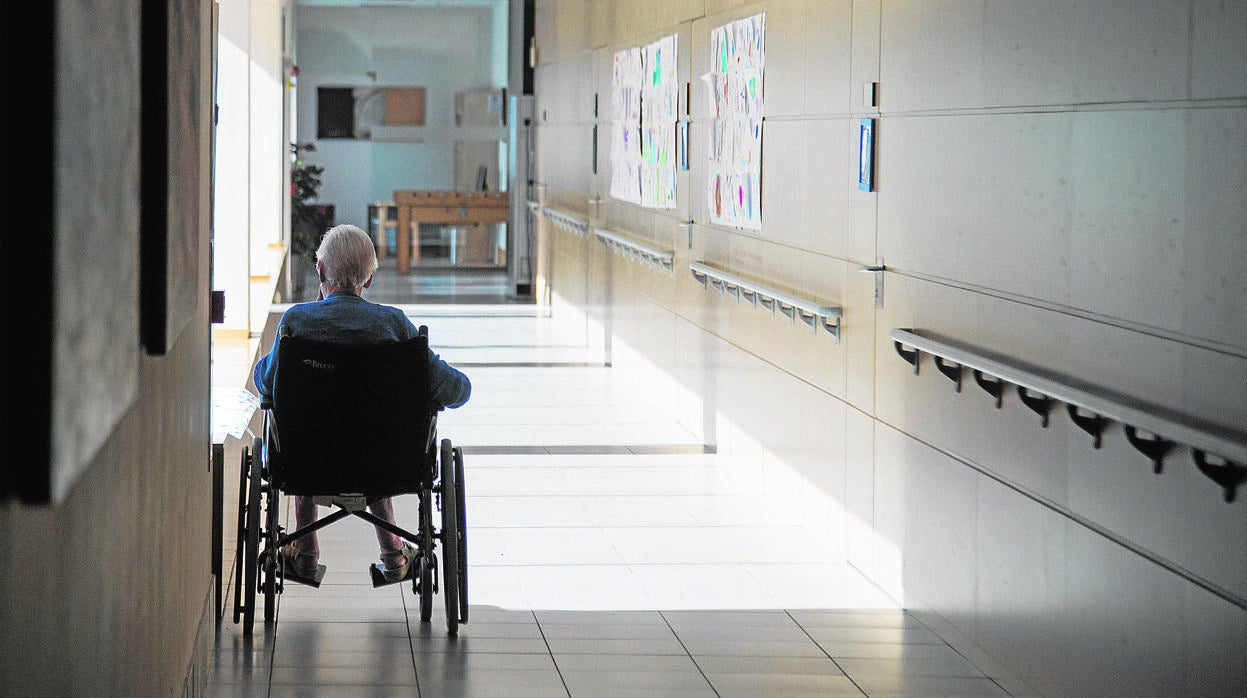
705,13,765,230
610,47,643,205
641,33,678,209
611,34,679,209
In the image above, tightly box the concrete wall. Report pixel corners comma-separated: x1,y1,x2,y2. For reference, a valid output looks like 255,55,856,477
0,0,216,694
532,0,1247,694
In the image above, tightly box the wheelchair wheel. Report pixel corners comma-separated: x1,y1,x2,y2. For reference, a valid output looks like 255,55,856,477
242,438,262,635
232,442,251,625
260,438,279,623
454,446,468,624
439,439,460,636
418,488,434,622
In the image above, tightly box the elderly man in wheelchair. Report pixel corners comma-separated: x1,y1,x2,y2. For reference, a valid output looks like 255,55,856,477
234,224,471,635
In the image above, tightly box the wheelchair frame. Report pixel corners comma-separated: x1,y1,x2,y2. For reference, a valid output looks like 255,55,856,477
232,326,469,636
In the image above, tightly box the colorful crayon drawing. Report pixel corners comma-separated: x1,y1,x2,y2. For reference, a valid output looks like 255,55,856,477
640,34,678,208
706,13,764,230
610,33,678,209
610,47,643,204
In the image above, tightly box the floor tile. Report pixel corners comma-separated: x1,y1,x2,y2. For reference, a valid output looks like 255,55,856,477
662,609,801,628
837,653,987,678
681,638,830,658
413,652,559,671
559,668,715,694
415,670,569,697
405,636,552,654
269,648,414,669
267,664,417,686
267,686,421,698
514,565,655,610
544,637,689,655
551,654,701,672
414,682,568,698
443,621,546,639
789,609,925,628
670,624,813,643
535,610,668,625
272,620,413,641
692,655,847,675
704,672,865,696
846,674,1010,696
817,641,976,661
539,623,677,640
203,680,272,697
805,625,948,646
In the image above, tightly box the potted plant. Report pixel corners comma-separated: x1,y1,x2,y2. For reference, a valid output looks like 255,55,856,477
290,142,332,296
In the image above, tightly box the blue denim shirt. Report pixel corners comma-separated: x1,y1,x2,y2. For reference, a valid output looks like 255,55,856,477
252,292,471,408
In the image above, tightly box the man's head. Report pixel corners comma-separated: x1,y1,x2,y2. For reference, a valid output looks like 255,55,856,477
316,224,378,291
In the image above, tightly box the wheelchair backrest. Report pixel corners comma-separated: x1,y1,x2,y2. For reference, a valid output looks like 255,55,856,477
268,330,439,496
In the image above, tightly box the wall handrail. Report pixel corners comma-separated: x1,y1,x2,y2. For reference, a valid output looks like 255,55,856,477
689,261,842,342
541,205,590,237
890,327,1247,502
594,228,675,275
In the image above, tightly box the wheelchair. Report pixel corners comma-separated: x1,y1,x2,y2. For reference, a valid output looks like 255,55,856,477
232,325,468,636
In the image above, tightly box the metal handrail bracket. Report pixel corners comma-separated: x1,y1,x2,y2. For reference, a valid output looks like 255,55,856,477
540,205,590,238
594,228,675,275
689,261,842,342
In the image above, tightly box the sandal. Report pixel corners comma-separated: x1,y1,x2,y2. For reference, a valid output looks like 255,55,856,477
371,541,416,587
280,544,325,587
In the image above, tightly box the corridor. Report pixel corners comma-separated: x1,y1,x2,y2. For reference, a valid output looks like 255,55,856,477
207,264,1008,696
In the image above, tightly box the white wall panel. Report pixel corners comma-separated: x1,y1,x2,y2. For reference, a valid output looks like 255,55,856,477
1192,0,1247,98
882,0,1190,111
975,483,1067,698
1184,583,1247,695
1062,522,1187,695
535,1,1247,692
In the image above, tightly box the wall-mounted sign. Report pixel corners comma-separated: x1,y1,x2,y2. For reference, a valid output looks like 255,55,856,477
858,118,876,192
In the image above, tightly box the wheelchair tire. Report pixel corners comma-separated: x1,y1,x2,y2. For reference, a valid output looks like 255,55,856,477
454,446,468,624
261,437,279,623
232,442,251,625
439,439,460,636
242,438,262,635
418,488,434,622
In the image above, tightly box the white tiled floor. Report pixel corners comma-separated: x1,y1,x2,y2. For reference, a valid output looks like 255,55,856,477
208,273,1010,696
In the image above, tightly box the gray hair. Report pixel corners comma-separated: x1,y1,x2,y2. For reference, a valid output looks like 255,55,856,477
316,224,378,290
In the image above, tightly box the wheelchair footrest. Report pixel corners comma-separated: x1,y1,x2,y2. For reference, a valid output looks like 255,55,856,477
369,561,414,588
283,561,327,588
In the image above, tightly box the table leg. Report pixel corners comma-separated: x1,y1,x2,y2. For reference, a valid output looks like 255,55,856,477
411,213,421,268
376,207,389,261
397,206,411,275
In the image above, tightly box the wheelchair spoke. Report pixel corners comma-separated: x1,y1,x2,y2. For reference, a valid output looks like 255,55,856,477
262,478,279,623
418,489,434,622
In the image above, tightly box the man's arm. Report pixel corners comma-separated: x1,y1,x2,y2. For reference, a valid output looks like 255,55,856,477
428,350,471,409
252,344,277,403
